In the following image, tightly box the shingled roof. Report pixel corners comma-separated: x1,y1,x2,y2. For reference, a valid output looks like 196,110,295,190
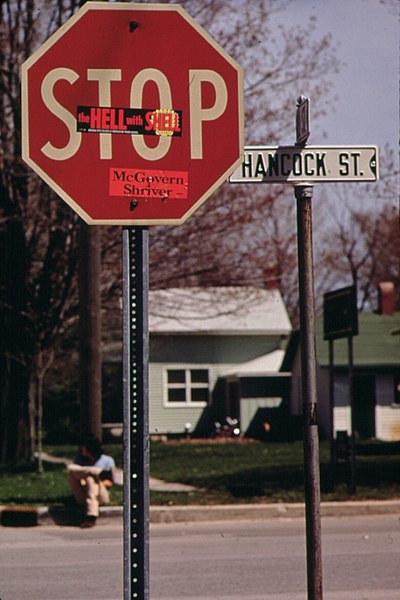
149,287,292,335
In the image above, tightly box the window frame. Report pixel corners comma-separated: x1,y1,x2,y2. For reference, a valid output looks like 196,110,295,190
163,366,211,408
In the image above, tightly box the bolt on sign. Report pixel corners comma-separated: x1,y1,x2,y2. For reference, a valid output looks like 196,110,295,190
21,2,244,225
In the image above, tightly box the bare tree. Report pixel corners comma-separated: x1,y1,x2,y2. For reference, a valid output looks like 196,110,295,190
0,0,80,463
147,0,341,324
317,146,399,310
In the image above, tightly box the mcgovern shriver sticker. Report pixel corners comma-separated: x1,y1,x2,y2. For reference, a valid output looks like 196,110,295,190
110,168,188,199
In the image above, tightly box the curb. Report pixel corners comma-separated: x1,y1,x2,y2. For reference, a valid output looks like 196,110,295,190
1,500,400,527
149,500,400,524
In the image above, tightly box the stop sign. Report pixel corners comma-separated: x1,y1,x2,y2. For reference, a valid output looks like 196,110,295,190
21,2,243,225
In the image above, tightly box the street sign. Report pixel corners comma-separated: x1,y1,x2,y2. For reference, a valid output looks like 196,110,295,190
229,145,379,183
323,285,358,341
296,96,310,145
21,2,243,225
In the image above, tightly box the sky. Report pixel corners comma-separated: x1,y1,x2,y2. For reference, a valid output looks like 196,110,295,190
270,0,398,155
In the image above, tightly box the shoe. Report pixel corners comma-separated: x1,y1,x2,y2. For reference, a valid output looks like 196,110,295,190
80,516,97,528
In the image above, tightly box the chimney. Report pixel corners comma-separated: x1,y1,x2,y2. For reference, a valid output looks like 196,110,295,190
377,282,395,315
263,264,280,289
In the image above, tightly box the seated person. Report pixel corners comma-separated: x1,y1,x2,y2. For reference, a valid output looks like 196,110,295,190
67,438,116,528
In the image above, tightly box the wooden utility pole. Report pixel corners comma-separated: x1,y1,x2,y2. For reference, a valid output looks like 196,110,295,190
79,221,102,441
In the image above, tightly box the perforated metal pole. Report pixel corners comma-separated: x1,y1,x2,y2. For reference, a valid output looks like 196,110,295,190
122,226,150,600
295,184,323,600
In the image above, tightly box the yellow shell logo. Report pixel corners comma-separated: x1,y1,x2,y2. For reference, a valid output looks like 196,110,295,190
150,109,180,136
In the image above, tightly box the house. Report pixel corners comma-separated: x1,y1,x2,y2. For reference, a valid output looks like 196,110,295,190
287,282,400,441
148,287,292,437
103,286,292,438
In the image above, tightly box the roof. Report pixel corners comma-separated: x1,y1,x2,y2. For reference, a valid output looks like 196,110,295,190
149,287,292,335
315,312,400,367
222,349,290,377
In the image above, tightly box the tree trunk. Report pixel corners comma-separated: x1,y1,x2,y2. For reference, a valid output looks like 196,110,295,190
79,221,102,442
0,355,35,463
0,207,35,464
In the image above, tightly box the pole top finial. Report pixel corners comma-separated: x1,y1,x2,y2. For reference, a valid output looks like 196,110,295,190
297,95,308,107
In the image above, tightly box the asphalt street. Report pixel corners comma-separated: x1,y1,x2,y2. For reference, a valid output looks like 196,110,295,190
0,514,399,599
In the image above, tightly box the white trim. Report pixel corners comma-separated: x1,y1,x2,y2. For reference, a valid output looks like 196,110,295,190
222,349,286,377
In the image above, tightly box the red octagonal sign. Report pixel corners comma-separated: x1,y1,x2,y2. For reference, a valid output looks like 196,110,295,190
22,2,243,225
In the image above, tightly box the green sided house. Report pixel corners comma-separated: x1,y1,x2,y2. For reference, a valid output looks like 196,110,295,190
103,287,292,438
148,287,292,437
287,283,400,441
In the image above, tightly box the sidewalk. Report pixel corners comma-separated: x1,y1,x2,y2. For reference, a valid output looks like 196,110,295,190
37,452,197,491
1,499,400,527
2,453,399,526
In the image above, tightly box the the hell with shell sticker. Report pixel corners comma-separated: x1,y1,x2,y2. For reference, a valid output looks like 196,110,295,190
110,168,188,199
77,106,182,136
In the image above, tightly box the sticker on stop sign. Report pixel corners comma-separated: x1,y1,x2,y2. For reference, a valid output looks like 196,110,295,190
77,106,183,137
109,168,188,201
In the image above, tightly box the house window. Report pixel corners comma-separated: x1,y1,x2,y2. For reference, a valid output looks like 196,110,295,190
165,368,210,406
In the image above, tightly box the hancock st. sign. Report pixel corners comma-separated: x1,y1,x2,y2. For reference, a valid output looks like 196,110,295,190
229,145,379,183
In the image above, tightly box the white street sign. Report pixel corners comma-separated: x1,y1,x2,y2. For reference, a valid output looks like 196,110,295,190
229,145,379,183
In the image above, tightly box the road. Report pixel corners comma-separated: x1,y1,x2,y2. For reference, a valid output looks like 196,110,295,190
0,514,399,599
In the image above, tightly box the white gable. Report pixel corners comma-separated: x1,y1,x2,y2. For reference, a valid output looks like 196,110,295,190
149,287,292,335
222,350,287,377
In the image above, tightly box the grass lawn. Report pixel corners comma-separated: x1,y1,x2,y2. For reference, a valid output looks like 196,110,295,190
0,439,399,507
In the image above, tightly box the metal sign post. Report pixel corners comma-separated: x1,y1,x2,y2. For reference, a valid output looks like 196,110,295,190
295,97,323,600
328,340,335,491
323,285,359,494
122,227,150,600
295,184,323,600
348,335,356,494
